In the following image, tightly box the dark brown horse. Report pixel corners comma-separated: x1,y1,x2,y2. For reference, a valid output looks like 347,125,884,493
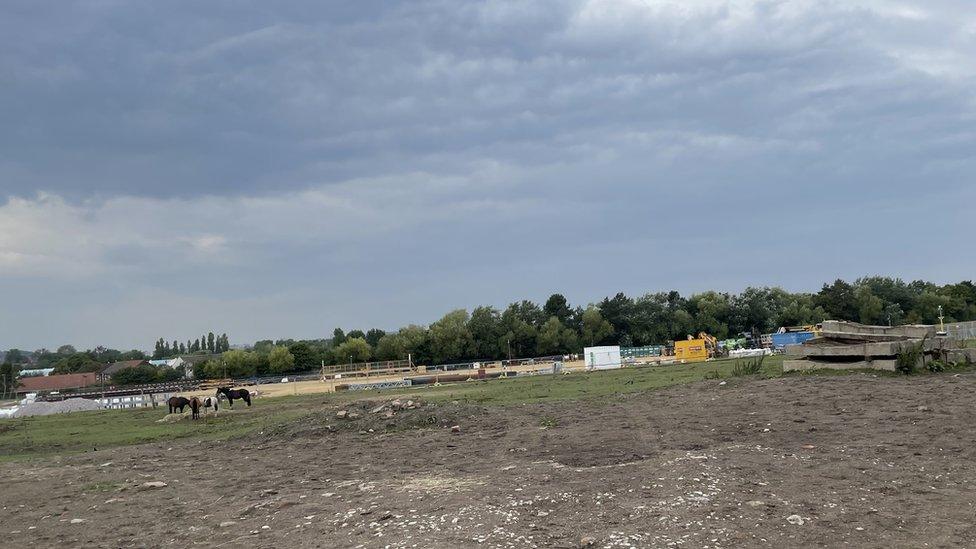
168,396,191,414
216,387,251,408
189,397,201,420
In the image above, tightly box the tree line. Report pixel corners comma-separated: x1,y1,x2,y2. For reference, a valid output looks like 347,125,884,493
151,332,229,359
4,277,975,385
185,277,976,379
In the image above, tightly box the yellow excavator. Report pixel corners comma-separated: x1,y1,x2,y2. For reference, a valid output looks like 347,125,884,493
697,332,724,358
673,332,722,362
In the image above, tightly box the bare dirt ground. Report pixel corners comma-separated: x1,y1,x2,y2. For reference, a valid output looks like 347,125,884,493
4,372,976,548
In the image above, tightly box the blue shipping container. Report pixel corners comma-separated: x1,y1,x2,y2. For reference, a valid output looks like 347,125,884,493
770,331,815,349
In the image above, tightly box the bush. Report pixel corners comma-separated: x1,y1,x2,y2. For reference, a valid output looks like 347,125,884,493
731,356,765,377
896,337,927,375
926,359,947,373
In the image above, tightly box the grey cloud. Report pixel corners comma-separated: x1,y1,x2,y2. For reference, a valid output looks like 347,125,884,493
1,0,974,349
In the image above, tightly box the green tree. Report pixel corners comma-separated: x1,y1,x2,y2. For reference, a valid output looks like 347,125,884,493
374,334,405,361
207,332,215,353
468,306,502,358
52,353,102,374
907,291,953,324
581,306,613,346
334,338,372,363
537,317,578,355
429,309,474,363
688,291,731,339
287,342,314,370
332,328,347,346
543,294,573,325
112,364,158,386
213,350,257,378
599,293,634,342
815,279,858,321
0,362,19,399
855,286,884,324
268,346,296,374
121,349,147,360
365,329,386,348
5,349,25,365
57,344,77,355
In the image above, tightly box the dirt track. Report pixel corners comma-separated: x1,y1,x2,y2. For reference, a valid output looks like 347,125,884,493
4,372,976,548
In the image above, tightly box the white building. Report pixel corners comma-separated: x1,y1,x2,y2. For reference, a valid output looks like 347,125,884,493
584,346,622,370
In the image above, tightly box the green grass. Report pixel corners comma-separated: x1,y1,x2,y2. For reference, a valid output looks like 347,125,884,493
0,354,799,461
410,355,785,405
0,396,314,462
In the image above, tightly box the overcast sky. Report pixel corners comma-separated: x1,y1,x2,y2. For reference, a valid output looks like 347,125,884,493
1,0,974,351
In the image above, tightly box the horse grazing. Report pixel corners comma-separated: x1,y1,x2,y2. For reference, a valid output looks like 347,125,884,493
189,397,202,420
168,396,191,414
216,387,251,408
202,396,219,413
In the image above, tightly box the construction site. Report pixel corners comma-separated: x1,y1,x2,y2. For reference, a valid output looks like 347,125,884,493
2,318,976,547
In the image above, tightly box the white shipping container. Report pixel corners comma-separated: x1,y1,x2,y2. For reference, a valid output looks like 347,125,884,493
584,346,622,370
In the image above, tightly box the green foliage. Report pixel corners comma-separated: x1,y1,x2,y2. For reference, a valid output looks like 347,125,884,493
543,294,573,325
202,349,261,379
365,329,386,348
926,359,947,373
286,342,313,370
4,349,25,365
467,306,502,358
334,338,372,364
51,353,103,374
730,356,765,377
581,306,613,346
537,317,578,355
896,338,927,375
268,346,296,374
429,309,474,363
111,364,182,386
1,362,19,399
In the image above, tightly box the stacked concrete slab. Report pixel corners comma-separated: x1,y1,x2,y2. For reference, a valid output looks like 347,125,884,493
783,320,976,372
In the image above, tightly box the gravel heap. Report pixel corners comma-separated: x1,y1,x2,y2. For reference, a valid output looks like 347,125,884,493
11,398,104,418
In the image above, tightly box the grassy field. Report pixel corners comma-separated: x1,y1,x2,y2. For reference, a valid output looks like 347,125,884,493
0,356,786,461
0,397,315,462
7,353,949,462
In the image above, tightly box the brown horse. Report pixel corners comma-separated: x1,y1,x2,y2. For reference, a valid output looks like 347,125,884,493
189,397,201,420
216,387,251,408
168,396,191,414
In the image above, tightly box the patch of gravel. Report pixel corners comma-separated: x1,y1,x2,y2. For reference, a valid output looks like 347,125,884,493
11,398,103,418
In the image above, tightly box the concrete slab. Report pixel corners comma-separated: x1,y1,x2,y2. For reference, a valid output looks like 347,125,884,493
819,320,935,339
783,358,898,372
